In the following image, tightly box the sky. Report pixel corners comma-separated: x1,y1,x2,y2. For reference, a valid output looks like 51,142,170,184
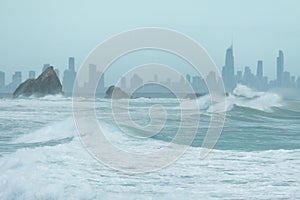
0,0,300,84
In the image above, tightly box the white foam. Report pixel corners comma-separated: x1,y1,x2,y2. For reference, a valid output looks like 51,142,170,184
207,85,283,112
13,118,75,144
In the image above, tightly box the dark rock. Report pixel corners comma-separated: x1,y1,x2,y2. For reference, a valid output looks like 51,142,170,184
13,67,62,98
105,85,129,99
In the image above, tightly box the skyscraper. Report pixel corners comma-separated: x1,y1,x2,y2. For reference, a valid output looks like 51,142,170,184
192,76,201,93
276,50,284,86
222,45,236,92
257,60,263,79
130,74,143,90
236,71,243,83
69,57,75,72
88,64,98,87
12,71,22,86
0,71,5,89
186,74,191,84
121,77,126,90
243,66,253,86
283,71,290,86
62,57,76,94
28,71,36,79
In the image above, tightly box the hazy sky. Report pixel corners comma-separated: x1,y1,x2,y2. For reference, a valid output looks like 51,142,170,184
0,0,300,84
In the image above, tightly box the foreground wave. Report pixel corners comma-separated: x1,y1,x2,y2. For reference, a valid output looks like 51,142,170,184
0,85,300,199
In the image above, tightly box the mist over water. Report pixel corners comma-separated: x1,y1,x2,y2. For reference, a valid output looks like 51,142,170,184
0,85,300,199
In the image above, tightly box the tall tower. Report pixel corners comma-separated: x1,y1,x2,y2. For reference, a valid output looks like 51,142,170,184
225,45,234,77
28,71,36,79
0,71,5,89
256,60,263,79
63,57,76,95
69,57,75,72
276,50,284,86
222,45,236,92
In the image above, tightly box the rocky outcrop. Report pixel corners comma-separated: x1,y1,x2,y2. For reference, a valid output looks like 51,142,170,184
13,67,62,98
105,85,129,99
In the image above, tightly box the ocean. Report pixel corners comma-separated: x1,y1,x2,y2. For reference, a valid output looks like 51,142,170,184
0,85,300,199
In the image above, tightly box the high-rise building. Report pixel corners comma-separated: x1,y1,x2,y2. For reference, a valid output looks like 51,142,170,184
186,74,191,84
8,71,22,92
121,77,126,90
192,75,201,93
89,64,98,86
62,57,76,94
236,71,243,83
69,57,75,72
276,50,284,86
291,76,296,86
257,60,263,79
0,71,5,89
243,66,253,86
12,72,22,86
297,77,300,88
28,71,36,79
283,71,290,86
206,71,218,91
130,74,143,90
222,45,236,92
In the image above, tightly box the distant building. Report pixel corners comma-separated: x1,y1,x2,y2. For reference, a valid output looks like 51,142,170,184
236,70,243,83
297,77,300,88
130,74,143,90
186,74,191,84
120,77,126,91
206,71,218,92
13,71,22,86
243,66,255,87
192,75,201,93
42,64,50,72
28,71,36,79
88,64,105,94
282,71,290,86
0,71,5,89
68,57,75,72
62,57,76,94
7,71,22,92
291,76,296,87
276,50,284,86
256,60,265,90
88,64,98,87
222,45,236,92
256,60,263,79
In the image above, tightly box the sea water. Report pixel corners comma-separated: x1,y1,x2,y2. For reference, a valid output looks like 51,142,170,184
0,85,300,199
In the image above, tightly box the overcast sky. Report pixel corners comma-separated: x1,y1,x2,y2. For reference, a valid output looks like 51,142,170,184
0,0,299,84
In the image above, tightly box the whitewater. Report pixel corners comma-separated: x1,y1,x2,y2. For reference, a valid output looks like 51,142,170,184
0,85,300,199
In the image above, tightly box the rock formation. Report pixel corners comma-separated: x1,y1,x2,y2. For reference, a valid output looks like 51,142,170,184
105,85,129,99
13,67,62,98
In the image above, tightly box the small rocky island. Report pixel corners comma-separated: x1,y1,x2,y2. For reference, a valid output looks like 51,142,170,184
13,67,62,98
105,85,129,99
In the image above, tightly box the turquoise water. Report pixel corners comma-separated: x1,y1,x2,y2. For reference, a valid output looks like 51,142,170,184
0,86,300,199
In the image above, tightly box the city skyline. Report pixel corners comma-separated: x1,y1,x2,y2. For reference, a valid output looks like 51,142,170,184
1,46,300,95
